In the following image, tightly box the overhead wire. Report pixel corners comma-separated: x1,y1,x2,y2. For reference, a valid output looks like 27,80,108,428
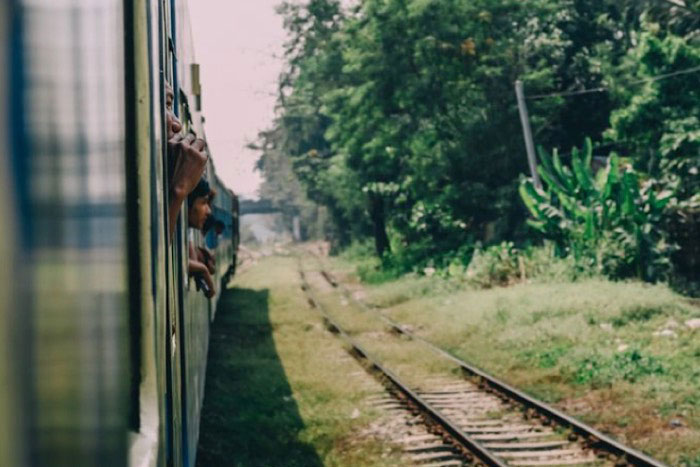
526,64,700,100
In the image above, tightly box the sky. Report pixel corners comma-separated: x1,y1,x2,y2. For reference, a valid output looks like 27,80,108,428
189,0,287,199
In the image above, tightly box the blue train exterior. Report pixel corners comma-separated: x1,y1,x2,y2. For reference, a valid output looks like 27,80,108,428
1,1,238,466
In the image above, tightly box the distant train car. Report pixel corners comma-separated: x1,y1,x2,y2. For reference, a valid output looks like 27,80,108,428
231,192,241,269
2,1,238,466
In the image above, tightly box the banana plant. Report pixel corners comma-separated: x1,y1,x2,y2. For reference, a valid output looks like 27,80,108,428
519,139,676,281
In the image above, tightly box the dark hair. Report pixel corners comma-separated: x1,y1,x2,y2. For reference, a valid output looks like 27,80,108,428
208,187,217,203
188,178,210,208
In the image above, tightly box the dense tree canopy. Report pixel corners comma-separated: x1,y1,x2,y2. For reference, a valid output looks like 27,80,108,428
255,0,700,273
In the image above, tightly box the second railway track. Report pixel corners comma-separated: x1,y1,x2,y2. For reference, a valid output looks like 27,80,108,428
297,253,667,467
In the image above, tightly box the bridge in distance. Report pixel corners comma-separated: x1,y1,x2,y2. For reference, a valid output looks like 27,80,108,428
239,199,280,215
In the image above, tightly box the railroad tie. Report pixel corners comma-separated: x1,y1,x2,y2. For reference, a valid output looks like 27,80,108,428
403,442,453,452
483,440,569,450
398,434,442,444
508,456,598,466
498,448,587,459
460,425,542,434
420,461,465,467
410,451,464,462
472,431,554,441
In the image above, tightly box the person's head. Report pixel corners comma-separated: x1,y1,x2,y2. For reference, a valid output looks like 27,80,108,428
188,178,212,230
165,83,182,139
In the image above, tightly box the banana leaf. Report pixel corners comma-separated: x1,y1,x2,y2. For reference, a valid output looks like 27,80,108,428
594,165,608,193
621,171,638,217
526,219,547,232
650,189,674,212
537,165,569,195
572,147,594,192
583,137,593,170
519,181,546,218
603,154,619,200
557,193,575,215
537,145,556,178
552,149,575,193
584,208,596,241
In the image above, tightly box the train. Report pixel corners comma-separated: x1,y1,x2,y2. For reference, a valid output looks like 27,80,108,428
1,1,238,466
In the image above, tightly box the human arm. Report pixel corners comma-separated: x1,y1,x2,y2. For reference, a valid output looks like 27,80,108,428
167,133,208,239
188,243,215,298
197,246,216,274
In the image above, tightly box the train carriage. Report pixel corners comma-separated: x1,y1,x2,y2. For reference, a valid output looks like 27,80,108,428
2,1,237,466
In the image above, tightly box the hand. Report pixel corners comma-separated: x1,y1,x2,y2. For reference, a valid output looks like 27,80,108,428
168,133,208,238
197,247,216,274
188,258,216,299
168,133,208,199
200,268,216,298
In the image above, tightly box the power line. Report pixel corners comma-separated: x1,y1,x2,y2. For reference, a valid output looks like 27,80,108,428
526,64,700,100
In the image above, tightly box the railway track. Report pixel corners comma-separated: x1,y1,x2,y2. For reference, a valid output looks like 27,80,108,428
297,254,667,467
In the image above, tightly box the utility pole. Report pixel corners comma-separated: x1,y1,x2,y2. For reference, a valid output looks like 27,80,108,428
292,216,301,242
515,80,541,188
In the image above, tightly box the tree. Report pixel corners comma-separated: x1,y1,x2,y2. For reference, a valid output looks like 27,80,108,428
254,0,699,277
606,26,700,199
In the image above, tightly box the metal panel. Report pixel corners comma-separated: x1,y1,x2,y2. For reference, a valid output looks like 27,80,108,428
125,1,168,466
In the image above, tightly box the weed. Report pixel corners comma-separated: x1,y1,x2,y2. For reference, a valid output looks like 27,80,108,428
465,242,522,288
356,258,402,284
519,343,571,369
573,349,664,386
538,347,570,369
585,312,598,326
458,242,594,288
679,454,700,467
338,239,376,261
611,305,665,327
494,306,510,325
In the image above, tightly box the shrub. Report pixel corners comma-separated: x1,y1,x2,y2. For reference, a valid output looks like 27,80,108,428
463,242,588,288
520,138,677,282
611,305,665,327
465,242,522,288
339,239,377,262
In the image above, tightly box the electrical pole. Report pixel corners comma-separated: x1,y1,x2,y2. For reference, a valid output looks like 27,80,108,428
515,80,541,188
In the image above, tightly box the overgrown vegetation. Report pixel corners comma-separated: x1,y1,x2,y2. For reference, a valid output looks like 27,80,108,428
321,253,700,464
254,0,699,290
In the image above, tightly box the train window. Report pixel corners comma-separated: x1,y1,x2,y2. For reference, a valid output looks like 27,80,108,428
179,89,193,128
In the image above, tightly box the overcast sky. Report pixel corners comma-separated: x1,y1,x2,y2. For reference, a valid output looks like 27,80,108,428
189,0,287,199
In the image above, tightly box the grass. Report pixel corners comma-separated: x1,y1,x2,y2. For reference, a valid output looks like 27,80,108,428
196,255,406,466
322,253,700,466
302,266,463,389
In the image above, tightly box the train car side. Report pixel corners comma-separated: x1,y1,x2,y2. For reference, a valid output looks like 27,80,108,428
2,1,239,466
